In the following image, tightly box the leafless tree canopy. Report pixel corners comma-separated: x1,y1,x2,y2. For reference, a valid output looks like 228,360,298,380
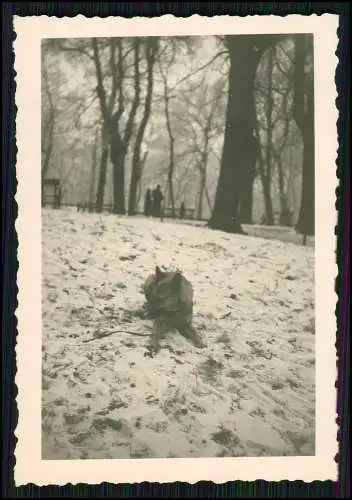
42,33,314,235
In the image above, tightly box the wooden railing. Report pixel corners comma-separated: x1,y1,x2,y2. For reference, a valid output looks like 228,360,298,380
162,207,196,220
43,202,199,221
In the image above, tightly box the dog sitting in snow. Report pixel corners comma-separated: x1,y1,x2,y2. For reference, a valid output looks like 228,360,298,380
143,266,205,353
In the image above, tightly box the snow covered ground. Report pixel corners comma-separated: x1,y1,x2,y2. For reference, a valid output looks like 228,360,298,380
41,207,315,460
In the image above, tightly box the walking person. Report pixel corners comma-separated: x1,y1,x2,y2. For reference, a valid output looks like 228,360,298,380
144,188,152,217
152,184,164,218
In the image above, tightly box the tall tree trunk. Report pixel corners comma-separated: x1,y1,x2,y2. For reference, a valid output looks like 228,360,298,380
260,176,274,224
41,130,54,208
287,145,297,220
110,122,126,215
128,38,157,215
197,123,210,220
277,155,291,226
294,35,315,236
136,151,149,208
239,133,258,224
109,39,141,215
197,154,208,220
255,116,273,226
273,107,291,226
209,36,262,233
92,37,132,216
89,131,98,211
197,167,205,220
262,47,275,225
41,64,55,207
96,126,109,213
239,170,255,224
93,38,116,214
194,159,213,216
41,121,54,180
164,87,175,218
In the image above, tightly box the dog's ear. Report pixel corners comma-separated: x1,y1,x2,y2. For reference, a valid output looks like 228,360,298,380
155,266,163,281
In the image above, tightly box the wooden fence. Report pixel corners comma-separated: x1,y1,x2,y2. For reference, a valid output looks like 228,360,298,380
50,202,198,222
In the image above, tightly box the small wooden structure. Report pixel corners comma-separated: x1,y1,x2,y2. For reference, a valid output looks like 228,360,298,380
42,178,62,209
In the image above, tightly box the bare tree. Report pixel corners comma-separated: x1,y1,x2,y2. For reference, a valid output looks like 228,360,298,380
158,47,177,218
254,38,297,227
259,47,275,225
95,124,109,213
153,37,214,218
293,34,315,240
88,129,98,211
44,34,309,227
209,35,283,233
128,37,158,215
273,110,293,226
136,151,149,207
41,50,58,205
47,38,109,212
92,37,142,214
173,76,225,219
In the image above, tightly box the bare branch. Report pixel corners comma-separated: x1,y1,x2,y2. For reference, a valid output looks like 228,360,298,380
108,38,118,112
92,38,110,124
122,37,141,148
57,42,94,62
73,93,99,129
41,62,56,177
115,38,125,121
169,50,228,94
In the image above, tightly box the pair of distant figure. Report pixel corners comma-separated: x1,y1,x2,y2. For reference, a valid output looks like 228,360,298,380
144,185,164,218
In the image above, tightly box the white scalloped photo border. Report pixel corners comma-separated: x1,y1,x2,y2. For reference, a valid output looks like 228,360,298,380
13,13,339,486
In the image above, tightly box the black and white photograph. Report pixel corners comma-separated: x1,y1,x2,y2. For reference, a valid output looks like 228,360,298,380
14,14,338,485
